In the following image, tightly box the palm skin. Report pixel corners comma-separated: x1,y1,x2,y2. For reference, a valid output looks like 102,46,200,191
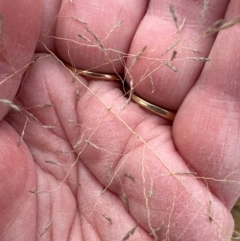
0,0,240,240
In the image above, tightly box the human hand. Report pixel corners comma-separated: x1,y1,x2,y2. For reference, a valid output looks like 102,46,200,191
1,0,240,240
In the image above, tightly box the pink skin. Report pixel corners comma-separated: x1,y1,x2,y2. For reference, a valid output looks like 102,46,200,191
0,0,239,240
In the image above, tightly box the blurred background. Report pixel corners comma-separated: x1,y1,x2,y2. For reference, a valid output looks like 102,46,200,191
232,198,240,240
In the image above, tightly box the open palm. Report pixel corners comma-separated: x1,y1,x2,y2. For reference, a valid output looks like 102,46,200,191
1,0,240,240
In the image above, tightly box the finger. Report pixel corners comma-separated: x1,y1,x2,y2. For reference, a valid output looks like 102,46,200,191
0,121,36,240
55,0,148,72
173,0,240,209
35,0,61,53
0,0,42,120
9,56,234,240
7,54,83,194
126,0,229,111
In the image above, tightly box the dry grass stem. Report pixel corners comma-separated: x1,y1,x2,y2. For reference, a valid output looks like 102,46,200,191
123,192,130,212
71,16,86,25
104,20,123,40
77,33,93,44
165,192,177,240
169,5,179,31
172,171,197,176
170,50,177,61
74,130,89,150
45,160,62,166
0,59,39,85
0,99,21,111
29,189,47,194
18,118,28,146
84,26,107,55
183,47,201,53
204,181,213,222
101,213,113,224
124,173,136,183
107,166,113,181
165,61,178,72
178,17,186,32
74,138,83,150
205,15,240,35
162,39,180,56
122,79,134,109
42,125,55,129
201,0,209,19
27,103,52,109
148,178,154,199
149,227,161,235
40,209,55,237
23,109,39,122
208,198,213,222
84,139,100,149
76,89,80,101
122,225,138,241
129,46,147,70
66,180,81,186
187,56,210,62
141,146,158,240
30,151,83,194
149,74,155,94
